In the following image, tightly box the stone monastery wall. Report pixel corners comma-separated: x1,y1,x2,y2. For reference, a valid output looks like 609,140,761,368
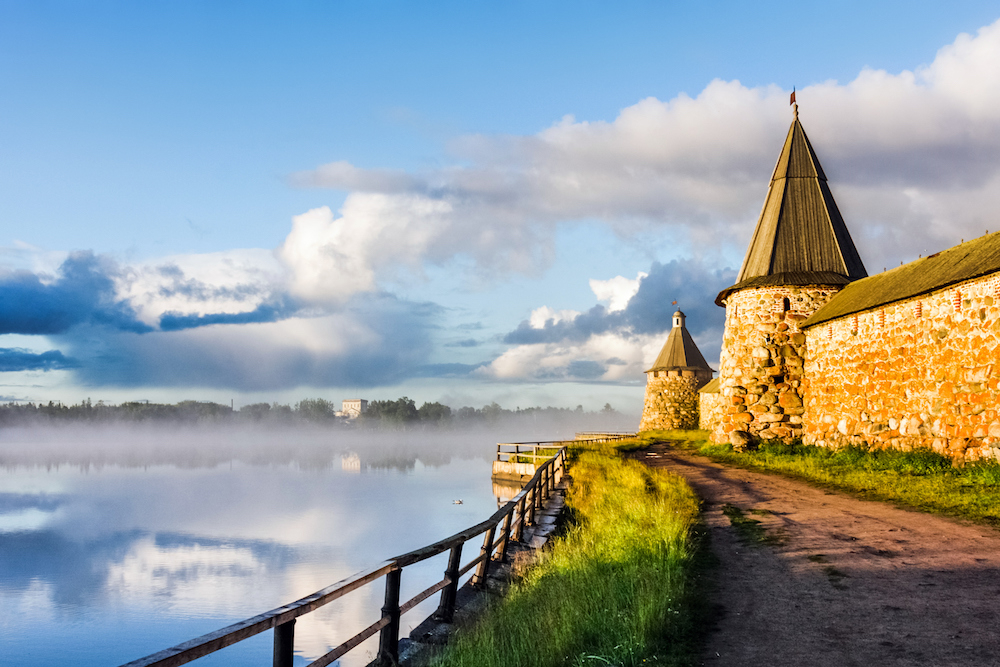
714,285,840,443
699,389,725,431
640,370,709,431
803,272,1000,461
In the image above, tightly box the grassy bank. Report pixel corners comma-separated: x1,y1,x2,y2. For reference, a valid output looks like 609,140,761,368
654,429,1000,527
429,443,703,667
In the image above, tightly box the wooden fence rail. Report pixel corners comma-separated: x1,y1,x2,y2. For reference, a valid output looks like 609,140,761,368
118,446,570,667
495,433,637,464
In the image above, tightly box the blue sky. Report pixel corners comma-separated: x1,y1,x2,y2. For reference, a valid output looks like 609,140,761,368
3,1,1000,410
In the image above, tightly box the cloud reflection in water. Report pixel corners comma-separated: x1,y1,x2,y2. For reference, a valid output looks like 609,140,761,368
0,425,521,666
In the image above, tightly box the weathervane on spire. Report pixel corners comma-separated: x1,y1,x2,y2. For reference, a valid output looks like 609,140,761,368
790,87,798,119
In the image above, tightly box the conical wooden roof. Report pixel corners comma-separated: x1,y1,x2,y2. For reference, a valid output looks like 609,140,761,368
717,112,867,305
646,311,713,373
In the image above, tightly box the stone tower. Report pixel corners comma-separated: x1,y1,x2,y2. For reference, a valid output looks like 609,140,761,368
712,106,868,444
640,310,714,431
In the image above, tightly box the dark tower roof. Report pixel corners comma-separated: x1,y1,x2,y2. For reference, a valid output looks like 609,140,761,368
646,311,713,373
716,109,867,305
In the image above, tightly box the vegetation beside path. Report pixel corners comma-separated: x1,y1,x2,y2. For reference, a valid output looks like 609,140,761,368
644,429,1000,528
430,442,704,667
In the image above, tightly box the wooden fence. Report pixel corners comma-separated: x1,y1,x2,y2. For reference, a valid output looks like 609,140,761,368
118,447,568,667
493,433,635,465
572,431,637,442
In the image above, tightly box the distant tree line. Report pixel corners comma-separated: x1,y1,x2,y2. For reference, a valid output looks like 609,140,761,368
0,396,620,427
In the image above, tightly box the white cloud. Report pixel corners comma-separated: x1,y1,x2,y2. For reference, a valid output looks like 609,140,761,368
528,306,580,329
290,18,1000,294
117,249,284,325
477,331,664,382
63,304,434,390
590,271,647,312
276,199,458,304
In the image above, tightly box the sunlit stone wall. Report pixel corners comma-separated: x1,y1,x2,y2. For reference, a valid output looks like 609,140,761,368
712,285,840,443
640,369,712,430
698,388,725,431
803,273,1000,461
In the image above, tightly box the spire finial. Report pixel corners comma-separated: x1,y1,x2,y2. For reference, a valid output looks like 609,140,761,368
790,87,798,119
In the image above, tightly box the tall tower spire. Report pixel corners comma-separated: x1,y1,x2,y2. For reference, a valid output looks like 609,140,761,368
717,110,867,305
707,109,868,446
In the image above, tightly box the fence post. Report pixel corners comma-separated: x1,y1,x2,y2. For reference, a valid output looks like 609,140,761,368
377,568,401,667
433,543,463,622
498,508,513,562
514,494,527,541
273,619,295,667
527,482,537,526
472,524,497,588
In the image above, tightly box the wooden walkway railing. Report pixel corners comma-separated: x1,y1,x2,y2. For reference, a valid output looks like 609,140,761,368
118,446,569,667
494,433,637,465
573,431,637,442
495,440,568,463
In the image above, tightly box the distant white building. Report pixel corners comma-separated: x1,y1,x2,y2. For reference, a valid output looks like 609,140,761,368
341,399,368,419
341,452,361,472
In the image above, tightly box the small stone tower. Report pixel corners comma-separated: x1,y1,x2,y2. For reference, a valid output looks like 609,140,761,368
640,310,714,431
711,105,867,444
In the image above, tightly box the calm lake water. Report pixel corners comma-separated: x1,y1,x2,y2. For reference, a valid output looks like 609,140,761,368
0,424,547,667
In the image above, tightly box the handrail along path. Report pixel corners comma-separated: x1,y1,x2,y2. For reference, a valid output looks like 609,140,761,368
118,442,583,667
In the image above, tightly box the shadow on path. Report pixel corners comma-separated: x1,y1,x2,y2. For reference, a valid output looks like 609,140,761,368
631,442,1000,667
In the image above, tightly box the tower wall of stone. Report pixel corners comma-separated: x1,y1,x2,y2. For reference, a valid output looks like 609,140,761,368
640,369,712,431
803,272,1000,461
699,390,725,431
713,285,840,443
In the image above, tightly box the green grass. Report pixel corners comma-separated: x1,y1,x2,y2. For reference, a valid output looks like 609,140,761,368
661,431,1000,527
719,504,783,546
429,444,703,667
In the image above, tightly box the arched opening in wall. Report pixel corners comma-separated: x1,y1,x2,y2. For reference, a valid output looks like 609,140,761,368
953,289,962,312
781,297,790,313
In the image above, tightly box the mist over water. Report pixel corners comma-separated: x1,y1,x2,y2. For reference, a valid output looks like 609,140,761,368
0,412,635,666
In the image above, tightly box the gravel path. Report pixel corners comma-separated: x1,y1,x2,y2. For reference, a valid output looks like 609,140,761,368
631,443,1000,667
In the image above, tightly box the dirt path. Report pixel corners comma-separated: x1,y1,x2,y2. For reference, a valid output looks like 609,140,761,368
632,443,1000,667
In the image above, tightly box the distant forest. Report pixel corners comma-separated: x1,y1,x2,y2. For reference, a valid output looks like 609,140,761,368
0,396,621,427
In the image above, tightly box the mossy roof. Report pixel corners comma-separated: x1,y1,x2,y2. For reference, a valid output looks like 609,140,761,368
803,231,1000,328
646,323,713,373
717,114,867,305
698,377,721,394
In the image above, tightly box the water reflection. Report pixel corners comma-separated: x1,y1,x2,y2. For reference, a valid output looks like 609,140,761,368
0,425,542,666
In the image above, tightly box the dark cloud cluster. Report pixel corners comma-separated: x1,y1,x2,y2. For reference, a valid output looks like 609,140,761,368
504,258,737,345
0,252,150,335
158,296,299,331
0,348,79,372
62,295,441,390
0,253,449,389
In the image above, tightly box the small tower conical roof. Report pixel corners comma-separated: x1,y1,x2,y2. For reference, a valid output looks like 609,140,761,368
646,310,713,373
717,109,867,305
